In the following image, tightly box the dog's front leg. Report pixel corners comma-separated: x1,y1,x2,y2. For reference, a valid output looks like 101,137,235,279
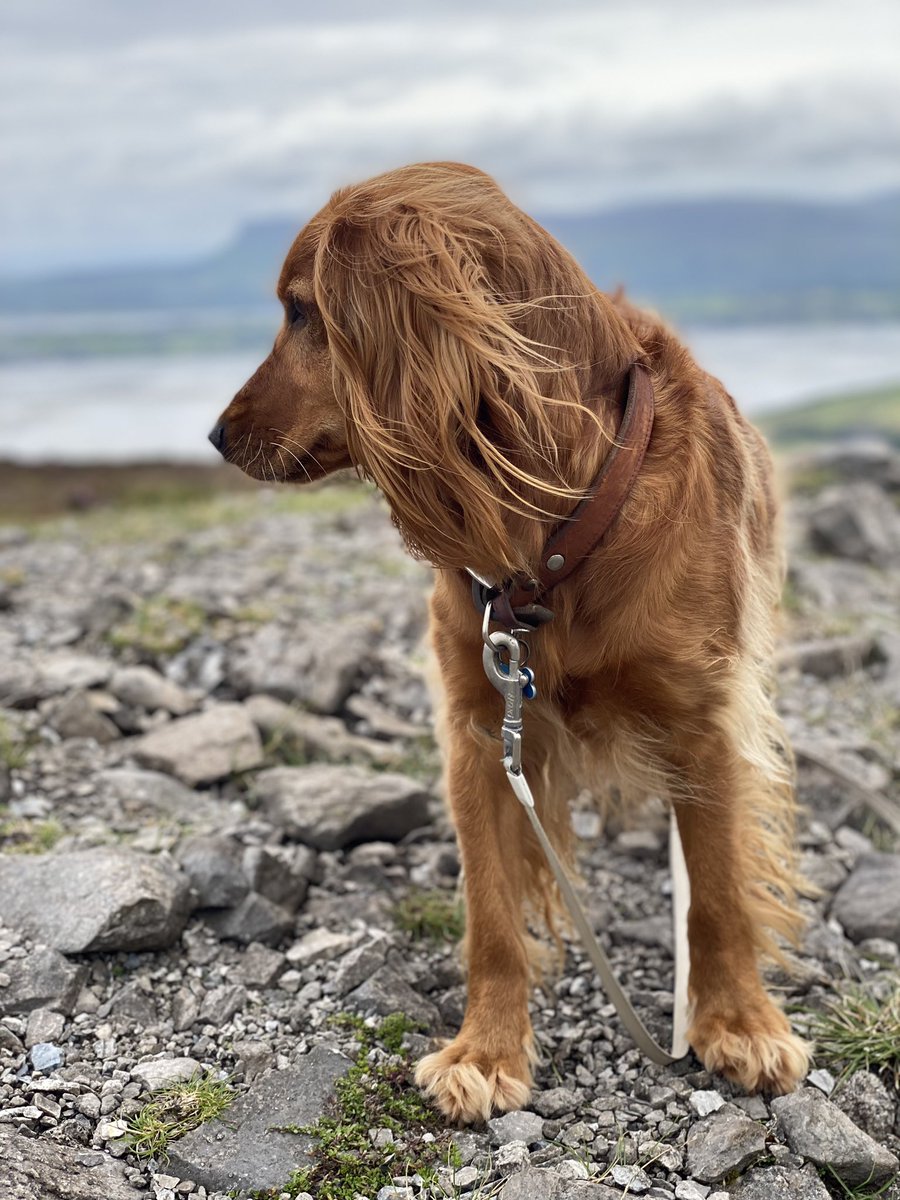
415,720,535,1123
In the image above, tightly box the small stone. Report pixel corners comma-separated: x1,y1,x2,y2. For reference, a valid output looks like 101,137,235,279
96,1118,129,1140
611,1164,651,1192
235,942,285,989
205,893,294,945
496,1139,530,1169
176,836,249,909
242,845,312,911
831,852,900,943
29,1042,64,1072
675,1184,710,1200
25,1008,65,1048
685,1103,766,1184
77,1093,102,1118
253,764,431,850
488,1109,544,1146
0,1105,42,1122
555,1159,590,1180
614,830,663,858
772,1087,899,1188
532,1086,579,1118
369,1126,394,1148
132,1058,203,1092
33,1092,62,1120
731,1163,831,1199
134,704,264,786
689,1090,725,1117
198,984,247,1027
47,690,120,743
286,928,357,967
331,934,393,996
110,666,194,714
344,965,440,1030
807,1068,835,1095
0,943,86,1018
833,1070,896,1142
782,635,882,680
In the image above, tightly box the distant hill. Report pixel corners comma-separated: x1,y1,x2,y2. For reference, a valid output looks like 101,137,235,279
1,192,897,328
758,382,900,451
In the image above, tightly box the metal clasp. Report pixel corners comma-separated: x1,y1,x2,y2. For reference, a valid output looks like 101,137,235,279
482,621,537,775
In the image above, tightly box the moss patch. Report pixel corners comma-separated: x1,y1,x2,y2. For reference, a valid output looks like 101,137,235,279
254,1013,458,1200
393,889,465,944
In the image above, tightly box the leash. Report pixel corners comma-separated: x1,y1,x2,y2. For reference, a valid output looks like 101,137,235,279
481,615,690,1065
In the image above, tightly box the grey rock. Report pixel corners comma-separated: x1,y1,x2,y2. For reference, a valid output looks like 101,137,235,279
198,983,247,1027
0,847,191,952
165,1045,352,1193
772,1087,899,1187
254,764,431,850
109,665,194,714
532,1086,580,1118
287,927,358,968
231,1039,275,1084
47,690,120,742
93,767,209,820
245,693,396,765
105,980,158,1026
809,482,900,566
833,1070,896,1142
831,853,900,942
345,965,441,1029
133,703,263,786
685,1103,767,1183
242,844,312,911
204,892,294,945
331,934,394,995
611,1164,652,1192
807,1068,836,1095
0,944,86,1016
731,1167,830,1200
498,1167,619,1198
227,620,378,713
674,1184,710,1200
29,1041,64,1071
132,1057,202,1091
0,1126,145,1198
234,941,286,988
24,1008,65,1048
782,634,883,679
37,653,113,697
176,835,249,908
689,1090,726,1117
488,1109,545,1146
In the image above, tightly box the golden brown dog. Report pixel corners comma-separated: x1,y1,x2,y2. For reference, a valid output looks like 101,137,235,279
211,161,810,1123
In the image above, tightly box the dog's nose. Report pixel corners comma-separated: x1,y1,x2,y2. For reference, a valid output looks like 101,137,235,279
208,423,227,455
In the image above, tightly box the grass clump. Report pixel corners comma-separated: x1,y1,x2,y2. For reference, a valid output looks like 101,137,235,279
0,815,63,854
807,979,900,1089
393,889,465,944
254,1013,458,1200
126,1073,235,1161
0,717,30,770
107,596,205,658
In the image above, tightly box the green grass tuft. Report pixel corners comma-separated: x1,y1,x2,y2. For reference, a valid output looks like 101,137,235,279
393,889,465,944
0,816,63,854
254,1013,458,1200
126,1073,235,1161
806,979,900,1089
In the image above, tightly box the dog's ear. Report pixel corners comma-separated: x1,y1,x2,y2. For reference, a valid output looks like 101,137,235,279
312,202,596,572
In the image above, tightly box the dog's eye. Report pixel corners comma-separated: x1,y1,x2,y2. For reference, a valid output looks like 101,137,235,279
286,297,308,328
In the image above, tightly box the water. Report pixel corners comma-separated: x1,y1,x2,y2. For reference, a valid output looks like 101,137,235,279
1,321,898,463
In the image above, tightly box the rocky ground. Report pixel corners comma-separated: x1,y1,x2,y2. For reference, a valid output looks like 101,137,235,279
1,442,899,1200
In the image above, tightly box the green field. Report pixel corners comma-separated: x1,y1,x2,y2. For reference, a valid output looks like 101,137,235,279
759,382,900,451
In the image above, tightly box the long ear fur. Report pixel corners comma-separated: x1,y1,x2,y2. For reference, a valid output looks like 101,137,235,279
311,164,641,577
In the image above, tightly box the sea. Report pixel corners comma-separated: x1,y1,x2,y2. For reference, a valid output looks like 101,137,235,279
1,318,899,464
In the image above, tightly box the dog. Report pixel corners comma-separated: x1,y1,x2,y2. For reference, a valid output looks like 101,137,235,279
210,161,810,1123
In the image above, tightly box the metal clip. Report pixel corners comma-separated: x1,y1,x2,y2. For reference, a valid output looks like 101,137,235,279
482,627,537,775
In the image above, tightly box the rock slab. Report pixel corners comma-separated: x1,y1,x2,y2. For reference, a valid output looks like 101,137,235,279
0,1127,144,1199
731,1164,831,1199
0,945,86,1016
133,702,263,785
772,1087,899,1187
685,1103,767,1183
0,847,191,952
831,852,900,943
165,1044,352,1194
254,764,431,850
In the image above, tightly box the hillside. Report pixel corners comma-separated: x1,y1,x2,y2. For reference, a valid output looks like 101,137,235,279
1,192,897,326
758,383,900,451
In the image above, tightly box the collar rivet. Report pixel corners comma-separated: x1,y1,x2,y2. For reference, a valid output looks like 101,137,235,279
546,553,565,571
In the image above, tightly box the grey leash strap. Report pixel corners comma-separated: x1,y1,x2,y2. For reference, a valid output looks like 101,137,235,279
482,624,690,1067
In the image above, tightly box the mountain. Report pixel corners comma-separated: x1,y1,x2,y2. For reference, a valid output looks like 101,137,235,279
1,192,897,325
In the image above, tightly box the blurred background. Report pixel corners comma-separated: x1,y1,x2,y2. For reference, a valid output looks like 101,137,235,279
1,0,898,509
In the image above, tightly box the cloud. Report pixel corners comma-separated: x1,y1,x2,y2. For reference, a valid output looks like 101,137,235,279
2,0,898,273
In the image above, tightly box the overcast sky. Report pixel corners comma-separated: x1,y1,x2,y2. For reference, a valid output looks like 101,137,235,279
2,0,898,276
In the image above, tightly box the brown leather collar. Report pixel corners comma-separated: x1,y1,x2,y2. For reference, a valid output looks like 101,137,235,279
471,361,655,630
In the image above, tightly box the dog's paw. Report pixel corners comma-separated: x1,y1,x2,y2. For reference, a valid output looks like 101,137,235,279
414,1039,533,1124
689,1001,810,1095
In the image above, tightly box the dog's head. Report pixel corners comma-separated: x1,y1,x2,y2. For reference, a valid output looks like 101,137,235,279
211,162,639,574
